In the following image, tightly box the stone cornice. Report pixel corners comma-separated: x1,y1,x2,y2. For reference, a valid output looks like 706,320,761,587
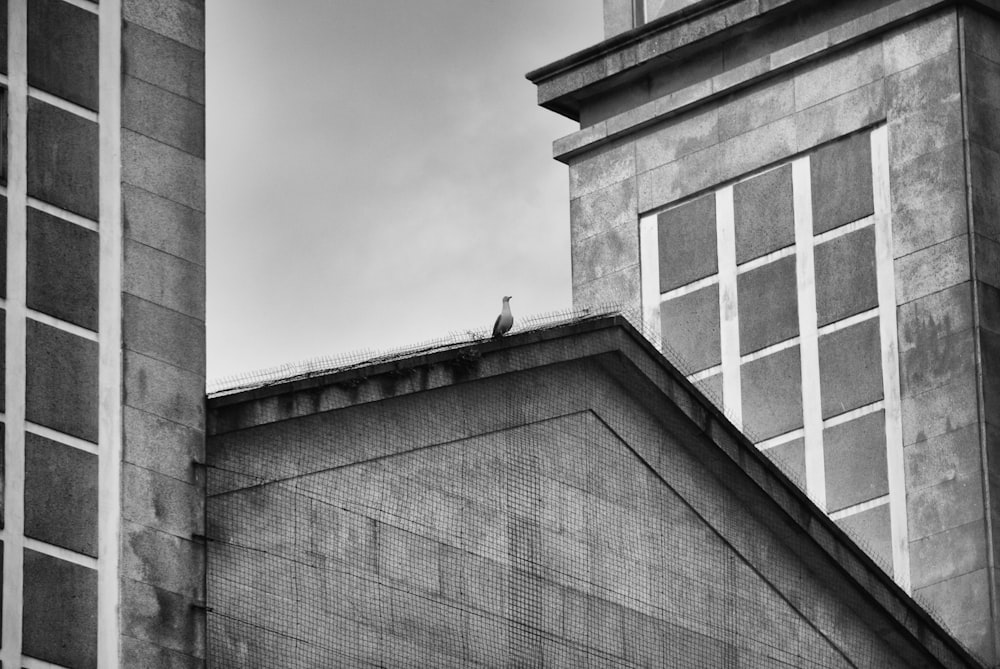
528,0,997,163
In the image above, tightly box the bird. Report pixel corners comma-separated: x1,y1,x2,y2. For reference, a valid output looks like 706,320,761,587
492,296,513,338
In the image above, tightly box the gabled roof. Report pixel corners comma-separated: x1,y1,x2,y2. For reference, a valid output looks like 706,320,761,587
208,315,983,668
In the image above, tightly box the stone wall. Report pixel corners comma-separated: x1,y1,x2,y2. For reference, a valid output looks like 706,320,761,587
532,2,1000,660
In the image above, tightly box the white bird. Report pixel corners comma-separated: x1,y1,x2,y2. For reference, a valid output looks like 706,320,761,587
492,296,513,338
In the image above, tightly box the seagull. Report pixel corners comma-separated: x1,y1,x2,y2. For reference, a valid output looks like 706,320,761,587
492,296,513,338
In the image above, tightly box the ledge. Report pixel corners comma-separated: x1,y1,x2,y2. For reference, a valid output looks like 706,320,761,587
529,0,989,163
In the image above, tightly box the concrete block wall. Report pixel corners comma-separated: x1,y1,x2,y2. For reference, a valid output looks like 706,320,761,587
0,1,205,667
530,0,1000,662
206,352,943,667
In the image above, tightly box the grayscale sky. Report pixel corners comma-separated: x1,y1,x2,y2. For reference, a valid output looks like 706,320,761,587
205,2,603,380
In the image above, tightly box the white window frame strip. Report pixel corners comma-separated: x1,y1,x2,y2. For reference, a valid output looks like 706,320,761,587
821,400,885,429
813,213,875,245
59,0,99,14
735,244,796,274
757,427,806,451
2,0,28,663
872,124,909,591
21,656,71,669
716,185,742,429
828,494,891,521
740,336,800,365
639,213,662,347
98,0,124,664
815,307,879,337
688,365,722,383
27,87,98,124
659,273,719,301
26,421,100,455
26,196,100,231
27,309,99,342
23,537,98,570
792,155,826,510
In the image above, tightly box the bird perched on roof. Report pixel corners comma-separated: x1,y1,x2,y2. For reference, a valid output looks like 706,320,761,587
492,296,513,338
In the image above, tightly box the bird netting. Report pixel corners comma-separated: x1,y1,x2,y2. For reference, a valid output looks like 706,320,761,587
202,307,962,668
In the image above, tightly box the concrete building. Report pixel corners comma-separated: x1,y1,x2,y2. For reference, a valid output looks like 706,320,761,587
205,316,983,667
0,1,206,667
526,0,1000,662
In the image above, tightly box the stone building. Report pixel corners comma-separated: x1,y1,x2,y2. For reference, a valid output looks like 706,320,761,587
527,0,1000,662
10,0,1000,667
1,1,206,667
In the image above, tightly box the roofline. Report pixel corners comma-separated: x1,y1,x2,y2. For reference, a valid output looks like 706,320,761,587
207,315,984,668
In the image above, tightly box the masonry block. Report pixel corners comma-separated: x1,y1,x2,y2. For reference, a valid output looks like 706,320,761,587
794,80,885,154
901,326,975,399
123,130,205,213
25,319,98,442
738,255,798,354
124,0,205,50
897,280,973,353
573,223,638,285
121,636,204,669
901,379,978,446
24,432,98,556
894,234,970,306
659,284,720,373
124,240,205,320
741,346,803,440
28,0,98,110
27,206,99,330
124,350,204,430
913,568,992,660
719,76,794,143
907,470,984,541
124,293,205,374
123,462,204,540
835,503,892,574
818,318,882,419
814,226,877,326
888,96,963,169
23,550,97,668
810,132,874,234
910,519,988,591
904,422,982,493
571,178,635,243
124,405,204,484
122,578,206,659
573,265,641,314
124,76,205,159
795,42,883,112
882,11,958,76
734,164,794,264
969,143,1000,243
124,21,205,104
824,411,888,512
27,98,99,219
123,521,204,600
635,108,718,174
891,142,967,257
568,143,634,200
123,183,205,266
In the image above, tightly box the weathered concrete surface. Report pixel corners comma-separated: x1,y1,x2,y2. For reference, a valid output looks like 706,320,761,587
207,319,979,668
530,1,1000,661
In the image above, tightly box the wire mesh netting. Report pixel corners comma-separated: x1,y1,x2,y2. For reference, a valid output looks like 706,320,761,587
204,307,956,668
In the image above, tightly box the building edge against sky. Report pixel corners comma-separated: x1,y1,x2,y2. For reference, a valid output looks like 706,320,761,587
2,1,206,667
528,0,1000,662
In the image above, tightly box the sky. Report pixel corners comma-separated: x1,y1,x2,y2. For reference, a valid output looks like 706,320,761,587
205,2,604,381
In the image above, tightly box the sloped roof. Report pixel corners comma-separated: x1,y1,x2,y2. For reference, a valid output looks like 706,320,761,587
207,315,983,668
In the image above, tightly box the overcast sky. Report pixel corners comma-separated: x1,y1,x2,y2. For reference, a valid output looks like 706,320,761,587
205,2,603,380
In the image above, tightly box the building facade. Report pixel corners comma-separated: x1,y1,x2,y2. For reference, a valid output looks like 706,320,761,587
1,1,206,667
528,0,1000,661
205,318,981,668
